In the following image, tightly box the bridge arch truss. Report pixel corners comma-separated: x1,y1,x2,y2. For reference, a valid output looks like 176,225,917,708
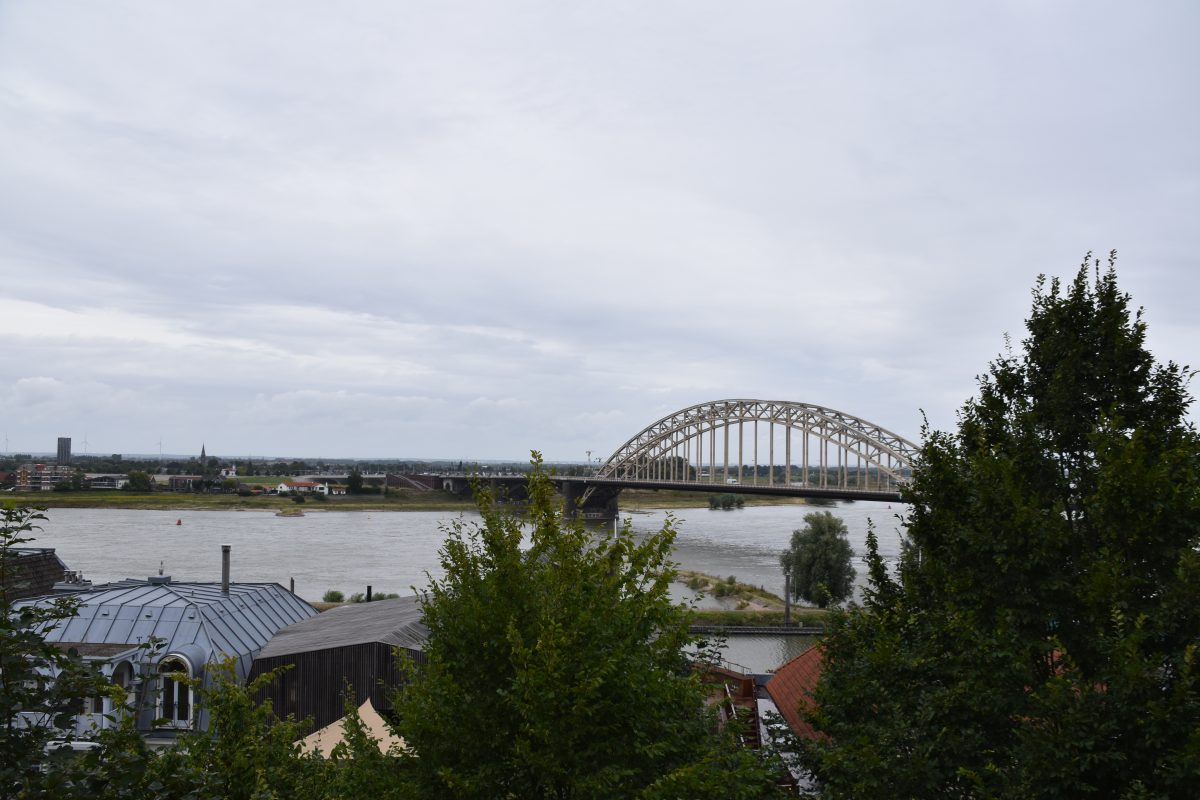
596,399,918,493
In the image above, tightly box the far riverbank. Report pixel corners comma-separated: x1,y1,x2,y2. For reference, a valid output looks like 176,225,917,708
1,489,474,513
3,488,835,513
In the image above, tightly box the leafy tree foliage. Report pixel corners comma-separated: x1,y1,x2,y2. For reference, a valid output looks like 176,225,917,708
1,506,418,800
779,511,856,609
392,454,782,799
804,255,1200,798
347,469,364,495
0,505,113,796
3,480,784,799
57,660,415,800
123,471,153,492
709,493,746,509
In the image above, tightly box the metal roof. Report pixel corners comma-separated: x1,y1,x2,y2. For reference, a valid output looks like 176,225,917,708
17,579,317,681
54,642,143,658
256,595,427,659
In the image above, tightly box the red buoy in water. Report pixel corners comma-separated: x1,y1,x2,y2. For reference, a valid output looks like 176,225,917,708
176,519,182,526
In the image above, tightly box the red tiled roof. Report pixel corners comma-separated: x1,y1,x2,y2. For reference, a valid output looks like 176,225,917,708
765,644,824,740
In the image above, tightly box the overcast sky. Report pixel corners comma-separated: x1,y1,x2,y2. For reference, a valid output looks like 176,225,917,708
1,1,1196,462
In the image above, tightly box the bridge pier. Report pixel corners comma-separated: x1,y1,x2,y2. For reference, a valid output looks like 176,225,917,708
562,482,620,529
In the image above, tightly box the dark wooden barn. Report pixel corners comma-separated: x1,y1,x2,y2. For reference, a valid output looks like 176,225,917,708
249,596,427,730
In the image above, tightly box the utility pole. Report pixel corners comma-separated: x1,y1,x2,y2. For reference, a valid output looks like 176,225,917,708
784,571,792,626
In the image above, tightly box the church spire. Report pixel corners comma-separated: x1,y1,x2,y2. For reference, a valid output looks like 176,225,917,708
201,443,206,462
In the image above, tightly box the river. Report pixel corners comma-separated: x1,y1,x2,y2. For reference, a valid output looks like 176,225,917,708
24,501,905,672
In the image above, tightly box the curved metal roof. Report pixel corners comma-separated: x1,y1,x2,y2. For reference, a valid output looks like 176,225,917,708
18,579,317,681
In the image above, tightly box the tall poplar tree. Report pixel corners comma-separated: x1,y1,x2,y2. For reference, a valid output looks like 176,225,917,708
803,255,1200,798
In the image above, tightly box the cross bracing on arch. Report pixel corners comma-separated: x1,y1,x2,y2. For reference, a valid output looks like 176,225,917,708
595,399,918,491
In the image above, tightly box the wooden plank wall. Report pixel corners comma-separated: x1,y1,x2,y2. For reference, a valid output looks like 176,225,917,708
251,642,427,730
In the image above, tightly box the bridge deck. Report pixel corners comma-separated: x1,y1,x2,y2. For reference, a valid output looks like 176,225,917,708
425,473,903,503
553,476,902,503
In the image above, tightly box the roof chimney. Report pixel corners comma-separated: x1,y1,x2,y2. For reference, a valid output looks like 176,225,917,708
221,544,231,595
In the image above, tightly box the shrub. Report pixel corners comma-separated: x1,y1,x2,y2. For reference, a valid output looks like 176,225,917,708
707,494,745,510
347,591,401,603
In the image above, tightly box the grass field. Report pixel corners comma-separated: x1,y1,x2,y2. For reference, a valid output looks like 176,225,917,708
688,607,830,628
677,570,786,610
0,489,477,512
675,569,833,628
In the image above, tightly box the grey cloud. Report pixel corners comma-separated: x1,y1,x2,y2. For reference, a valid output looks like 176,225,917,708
0,1,1195,458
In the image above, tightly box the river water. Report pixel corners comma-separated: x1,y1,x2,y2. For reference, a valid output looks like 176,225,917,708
26,501,905,672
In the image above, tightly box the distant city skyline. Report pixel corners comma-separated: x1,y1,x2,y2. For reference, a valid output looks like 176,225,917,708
1,439,577,464
2,3,1196,459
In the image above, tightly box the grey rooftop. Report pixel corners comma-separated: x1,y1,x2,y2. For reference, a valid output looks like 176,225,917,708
256,595,427,659
18,579,317,680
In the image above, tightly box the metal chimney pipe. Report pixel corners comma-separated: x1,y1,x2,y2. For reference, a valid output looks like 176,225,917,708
221,544,231,595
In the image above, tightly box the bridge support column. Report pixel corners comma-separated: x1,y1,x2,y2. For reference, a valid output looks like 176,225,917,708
562,482,583,519
564,483,620,530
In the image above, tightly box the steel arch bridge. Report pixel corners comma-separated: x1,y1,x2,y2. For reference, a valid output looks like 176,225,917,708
414,399,920,519
588,399,918,499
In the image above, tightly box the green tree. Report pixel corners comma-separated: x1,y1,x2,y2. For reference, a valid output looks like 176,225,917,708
347,469,364,495
0,505,113,796
124,470,153,492
321,690,413,799
708,494,745,510
803,255,1200,798
392,454,781,799
779,511,856,609
139,658,328,800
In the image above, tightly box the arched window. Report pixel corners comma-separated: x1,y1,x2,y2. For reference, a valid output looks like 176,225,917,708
112,661,133,691
158,657,192,728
